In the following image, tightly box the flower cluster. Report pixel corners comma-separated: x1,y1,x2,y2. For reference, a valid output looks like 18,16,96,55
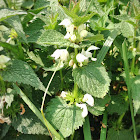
60,91,94,118
76,45,99,67
59,19,88,43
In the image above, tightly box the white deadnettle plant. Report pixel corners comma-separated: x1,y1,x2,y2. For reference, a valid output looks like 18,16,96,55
76,45,100,67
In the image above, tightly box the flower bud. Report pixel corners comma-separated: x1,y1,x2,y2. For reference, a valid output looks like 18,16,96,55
80,30,88,38
69,59,74,67
70,34,76,42
73,63,77,69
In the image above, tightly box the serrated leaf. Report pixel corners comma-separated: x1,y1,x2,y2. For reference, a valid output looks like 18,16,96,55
12,108,49,135
37,29,80,48
107,128,134,140
45,97,84,138
73,63,111,98
0,9,27,21
131,75,140,115
34,0,49,9
1,60,45,91
88,95,111,116
25,18,45,43
120,21,134,38
6,16,27,43
106,95,129,115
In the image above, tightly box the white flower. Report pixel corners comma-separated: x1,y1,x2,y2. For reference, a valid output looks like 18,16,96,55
83,94,94,106
80,30,88,38
0,47,3,51
78,24,86,33
76,53,88,63
64,32,71,39
73,63,77,69
51,49,69,61
76,103,88,118
87,45,100,51
0,55,10,64
66,24,74,34
59,19,72,28
70,34,76,42
60,91,68,98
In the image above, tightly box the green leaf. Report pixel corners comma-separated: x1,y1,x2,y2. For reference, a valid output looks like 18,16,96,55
34,0,49,9
60,5,78,19
120,21,134,38
107,128,134,140
12,108,49,135
73,63,111,98
0,41,18,55
131,75,140,115
45,97,84,138
88,95,111,116
0,9,27,22
85,34,104,42
106,95,129,115
1,60,45,91
6,16,27,43
73,13,96,26
37,29,80,48
25,18,45,43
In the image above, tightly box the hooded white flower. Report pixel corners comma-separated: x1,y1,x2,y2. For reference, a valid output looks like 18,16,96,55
51,49,69,61
76,45,99,66
0,55,10,64
59,19,72,28
76,53,88,63
80,30,88,38
70,34,76,42
83,93,94,106
60,91,68,98
76,103,88,118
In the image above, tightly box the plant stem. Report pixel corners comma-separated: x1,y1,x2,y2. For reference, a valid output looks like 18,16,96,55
83,116,92,140
131,25,137,74
60,69,64,90
117,113,125,129
0,74,5,94
100,110,108,140
17,40,24,60
122,40,137,140
74,83,78,98
74,48,78,63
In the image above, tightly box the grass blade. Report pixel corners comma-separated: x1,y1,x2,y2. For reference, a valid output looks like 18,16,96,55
96,29,118,64
122,40,137,140
13,84,64,140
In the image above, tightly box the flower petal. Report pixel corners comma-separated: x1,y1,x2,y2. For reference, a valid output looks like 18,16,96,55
87,45,100,52
83,93,94,106
76,103,88,118
60,91,68,98
59,19,71,27
76,53,88,63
